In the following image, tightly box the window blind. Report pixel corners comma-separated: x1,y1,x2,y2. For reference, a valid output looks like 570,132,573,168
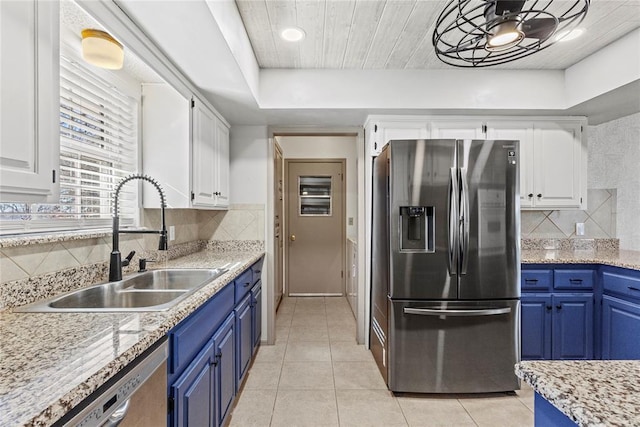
0,53,139,234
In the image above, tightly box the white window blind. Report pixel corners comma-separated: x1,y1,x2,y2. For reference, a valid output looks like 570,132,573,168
0,53,139,234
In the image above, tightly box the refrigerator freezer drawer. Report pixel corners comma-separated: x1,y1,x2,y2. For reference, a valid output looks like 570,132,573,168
389,299,520,393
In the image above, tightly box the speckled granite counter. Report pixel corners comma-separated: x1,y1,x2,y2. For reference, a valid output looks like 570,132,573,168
0,249,263,427
516,360,640,426
522,249,640,271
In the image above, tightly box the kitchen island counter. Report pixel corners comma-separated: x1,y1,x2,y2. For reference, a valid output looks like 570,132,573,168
0,249,263,427
516,360,640,426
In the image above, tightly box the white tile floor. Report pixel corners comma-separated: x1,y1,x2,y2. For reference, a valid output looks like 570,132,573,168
229,297,534,427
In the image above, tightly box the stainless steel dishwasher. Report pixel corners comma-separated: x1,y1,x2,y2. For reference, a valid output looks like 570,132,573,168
57,339,168,427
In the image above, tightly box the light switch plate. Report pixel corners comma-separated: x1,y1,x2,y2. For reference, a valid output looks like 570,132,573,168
576,222,585,236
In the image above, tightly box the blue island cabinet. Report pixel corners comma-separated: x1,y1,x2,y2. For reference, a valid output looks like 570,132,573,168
521,265,595,360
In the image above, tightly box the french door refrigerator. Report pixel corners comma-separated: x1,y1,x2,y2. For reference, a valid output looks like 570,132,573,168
370,139,521,393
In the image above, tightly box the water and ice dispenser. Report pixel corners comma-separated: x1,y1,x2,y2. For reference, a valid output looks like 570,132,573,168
399,206,434,252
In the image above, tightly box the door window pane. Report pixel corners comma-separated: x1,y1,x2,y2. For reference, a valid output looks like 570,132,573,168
299,176,332,216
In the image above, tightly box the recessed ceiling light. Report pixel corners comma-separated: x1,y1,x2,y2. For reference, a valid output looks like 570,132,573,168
555,28,585,42
280,27,305,42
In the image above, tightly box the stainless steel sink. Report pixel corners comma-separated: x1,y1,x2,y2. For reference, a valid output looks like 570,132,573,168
121,269,222,291
14,268,228,313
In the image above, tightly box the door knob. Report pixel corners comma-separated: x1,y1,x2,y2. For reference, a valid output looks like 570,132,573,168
290,234,296,241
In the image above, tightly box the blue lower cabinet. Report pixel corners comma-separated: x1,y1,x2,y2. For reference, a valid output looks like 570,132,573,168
235,293,253,387
214,314,236,427
552,294,594,359
602,295,640,359
521,293,593,360
170,340,216,427
521,294,552,360
168,263,263,426
252,281,262,352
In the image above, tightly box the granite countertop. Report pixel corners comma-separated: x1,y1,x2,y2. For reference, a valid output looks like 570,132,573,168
0,249,264,427
522,249,640,271
516,360,640,427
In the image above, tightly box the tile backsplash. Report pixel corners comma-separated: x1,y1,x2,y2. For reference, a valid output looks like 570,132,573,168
0,204,267,309
522,189,616,239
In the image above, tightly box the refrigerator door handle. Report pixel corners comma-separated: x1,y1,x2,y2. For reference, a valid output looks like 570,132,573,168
459,167,470,275
447,168,458,275
403,307,511,317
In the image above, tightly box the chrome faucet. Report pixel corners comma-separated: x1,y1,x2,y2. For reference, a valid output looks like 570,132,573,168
109,174,168,282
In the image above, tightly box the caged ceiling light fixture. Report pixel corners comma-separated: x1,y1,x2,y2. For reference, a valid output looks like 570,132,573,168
432,0,590,67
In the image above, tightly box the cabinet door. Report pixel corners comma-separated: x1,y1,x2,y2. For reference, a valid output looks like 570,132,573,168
521,294,552,360
552,294,593,359
252,281,262,351
192,99,217,207
214,119,229,207
235,293,252,385
486,122,534,208
213,314,236,427
533,122,584,209
0,0,59,202
602,295,640,359
367,120,429,155
430,120,485,140
170,339,215,427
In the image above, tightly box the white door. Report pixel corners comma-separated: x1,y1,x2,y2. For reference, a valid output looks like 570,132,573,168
430,120,485,139
191,98,216,207
0,1,59,202
214,119,229,207
533,122,583,208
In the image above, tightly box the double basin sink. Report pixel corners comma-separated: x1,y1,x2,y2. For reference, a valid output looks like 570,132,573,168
15,268,229,313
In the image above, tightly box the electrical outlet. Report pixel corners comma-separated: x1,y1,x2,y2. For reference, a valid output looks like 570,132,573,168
348,217,354,226
169,225,176,241
575,222,585,236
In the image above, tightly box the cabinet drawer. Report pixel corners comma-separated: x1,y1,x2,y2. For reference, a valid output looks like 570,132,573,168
603,271,640,301
170,283,234,375
554,269,594,290
251,256,264,285
234,269,253,303
521,270,553,291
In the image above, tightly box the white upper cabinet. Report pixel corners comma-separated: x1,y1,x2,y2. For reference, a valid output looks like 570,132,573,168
213,119,230,208
486,122,535,208
430,120,486,140
141,85,229,209
0,1,59,202
531,121,585,209
365,115,587,210
365,117,428,156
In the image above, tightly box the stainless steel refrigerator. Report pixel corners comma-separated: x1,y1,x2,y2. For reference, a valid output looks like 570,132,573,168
370,139,521,393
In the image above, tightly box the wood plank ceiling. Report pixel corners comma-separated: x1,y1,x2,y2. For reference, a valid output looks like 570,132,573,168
235,0,640,70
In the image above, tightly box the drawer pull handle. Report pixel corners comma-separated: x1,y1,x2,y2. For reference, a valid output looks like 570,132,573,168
525,279,538,283
243,282,251,287
569,279,583,284
629,286,640,292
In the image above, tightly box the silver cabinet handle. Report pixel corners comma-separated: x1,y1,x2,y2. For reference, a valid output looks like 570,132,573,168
403,307,511,317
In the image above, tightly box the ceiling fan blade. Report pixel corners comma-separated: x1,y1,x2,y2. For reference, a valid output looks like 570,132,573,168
521,17,558,40
495,0,525,15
